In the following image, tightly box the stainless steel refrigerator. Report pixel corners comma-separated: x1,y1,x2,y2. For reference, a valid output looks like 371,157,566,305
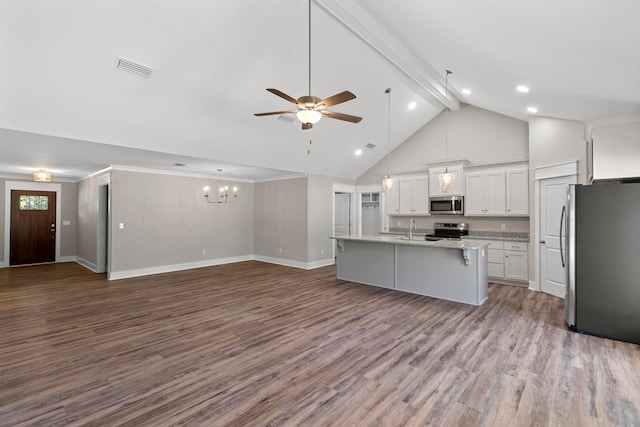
565,182,640,345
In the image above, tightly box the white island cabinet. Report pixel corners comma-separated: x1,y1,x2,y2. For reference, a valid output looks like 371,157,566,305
331,235,489,306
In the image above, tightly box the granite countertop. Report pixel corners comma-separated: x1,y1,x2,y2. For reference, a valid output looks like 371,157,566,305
384,229,530,243
331,234,489,250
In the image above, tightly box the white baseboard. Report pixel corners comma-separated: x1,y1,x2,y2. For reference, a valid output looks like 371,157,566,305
528,280,538,292
76,257,98,272
253,255,334,270
1,253,336,278
107,255,253,280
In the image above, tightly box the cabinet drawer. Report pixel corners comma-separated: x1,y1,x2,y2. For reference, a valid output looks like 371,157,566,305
505,242,528,251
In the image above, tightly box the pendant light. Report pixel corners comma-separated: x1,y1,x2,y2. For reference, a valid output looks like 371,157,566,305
438,70,455,193
382,88,395,193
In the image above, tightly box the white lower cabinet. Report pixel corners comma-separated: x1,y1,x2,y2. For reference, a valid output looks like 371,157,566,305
504,242,529,281
468,239,528,284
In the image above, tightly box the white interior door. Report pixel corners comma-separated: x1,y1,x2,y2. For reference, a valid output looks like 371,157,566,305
539,177,570,298
334,193,351,236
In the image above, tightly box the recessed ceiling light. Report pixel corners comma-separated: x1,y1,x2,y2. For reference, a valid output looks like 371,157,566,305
355,149,363,156
462,88,471,95
527,106,538,113
408,101,417,110
517,85,530,93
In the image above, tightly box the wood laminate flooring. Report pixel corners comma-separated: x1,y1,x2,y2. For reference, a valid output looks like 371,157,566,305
1,261,639,426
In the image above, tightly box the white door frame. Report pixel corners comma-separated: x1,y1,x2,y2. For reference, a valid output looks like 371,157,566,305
96,173,111,274
356,184,384,235
3,181,63,268
332,183,356,258
532,161,578,292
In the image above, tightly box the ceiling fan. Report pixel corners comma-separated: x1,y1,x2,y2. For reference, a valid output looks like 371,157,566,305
254,0,362,130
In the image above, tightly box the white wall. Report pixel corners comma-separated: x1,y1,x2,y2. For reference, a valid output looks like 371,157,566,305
357,104,529,185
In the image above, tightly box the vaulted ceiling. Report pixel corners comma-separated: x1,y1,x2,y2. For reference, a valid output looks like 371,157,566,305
1,0,638,182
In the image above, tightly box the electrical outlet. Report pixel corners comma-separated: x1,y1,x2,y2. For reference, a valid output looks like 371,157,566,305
202,249,206,255
278,248,282,254
320,249,324,255
397,220,402,226
501,224,506,230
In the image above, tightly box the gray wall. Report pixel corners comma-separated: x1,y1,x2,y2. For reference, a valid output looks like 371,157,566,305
528,116,586,282
358,104,529,185
307,174,353,263
254,177,308,263
109,170,254,273
529,116,587,183
60,182,78,257
77,175,99,265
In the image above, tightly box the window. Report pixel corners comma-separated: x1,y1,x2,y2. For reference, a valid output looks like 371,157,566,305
19,195,49,210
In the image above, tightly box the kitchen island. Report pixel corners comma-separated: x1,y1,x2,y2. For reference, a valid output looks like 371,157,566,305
331,235,489,306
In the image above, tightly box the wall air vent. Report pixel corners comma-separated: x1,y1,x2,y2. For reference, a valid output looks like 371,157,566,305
366,143,376,149
114,56,154,80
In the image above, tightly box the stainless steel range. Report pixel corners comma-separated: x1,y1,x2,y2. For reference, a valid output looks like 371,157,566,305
424,223,468,241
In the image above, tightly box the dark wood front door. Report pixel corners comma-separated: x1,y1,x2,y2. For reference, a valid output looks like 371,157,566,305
10,190,57,265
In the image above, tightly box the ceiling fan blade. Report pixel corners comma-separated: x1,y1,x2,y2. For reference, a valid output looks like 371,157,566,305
322,110,362,123
254,110,297,117
315,91,356,109
302,122,313,130
266,88,299,105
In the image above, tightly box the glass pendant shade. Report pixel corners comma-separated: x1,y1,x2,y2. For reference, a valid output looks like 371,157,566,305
438,169,455,192
296,109,322,124
382,175,396,193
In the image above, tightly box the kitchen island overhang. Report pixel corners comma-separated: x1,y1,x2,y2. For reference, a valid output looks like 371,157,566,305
331,235,489,306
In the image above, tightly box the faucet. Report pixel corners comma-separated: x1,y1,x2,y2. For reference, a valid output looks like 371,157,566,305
409,218,416,241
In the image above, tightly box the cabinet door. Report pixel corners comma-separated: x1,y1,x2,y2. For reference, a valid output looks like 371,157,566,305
411,176,429,214
504,250,528,281
384,185,399,215
464,173,485,215
398,178,413,214
506,169,529,215
485,171,506,215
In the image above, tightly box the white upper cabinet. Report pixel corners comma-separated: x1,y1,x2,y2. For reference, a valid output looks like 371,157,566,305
506,168,529,215
398,176,429,215
384,180,399,215
464,171,506,216
429,165,464,196
464,165,529,217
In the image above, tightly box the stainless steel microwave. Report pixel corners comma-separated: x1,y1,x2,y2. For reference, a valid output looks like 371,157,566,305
429,196,464,215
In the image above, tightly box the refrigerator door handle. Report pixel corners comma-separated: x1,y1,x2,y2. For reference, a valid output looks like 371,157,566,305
559,205,566,268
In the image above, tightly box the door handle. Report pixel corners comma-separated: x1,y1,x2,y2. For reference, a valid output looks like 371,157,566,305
539,240,546,244
559,205,566,267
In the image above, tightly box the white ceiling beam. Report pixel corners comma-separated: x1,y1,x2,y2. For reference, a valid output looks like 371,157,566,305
315,0,460,111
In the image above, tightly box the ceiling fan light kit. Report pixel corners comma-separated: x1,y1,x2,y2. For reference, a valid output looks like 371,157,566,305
254,0,362,130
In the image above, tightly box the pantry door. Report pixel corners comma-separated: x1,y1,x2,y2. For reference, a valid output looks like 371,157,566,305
10,190,57,265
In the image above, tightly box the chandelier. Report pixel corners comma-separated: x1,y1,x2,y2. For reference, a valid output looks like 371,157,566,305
204,169,238,204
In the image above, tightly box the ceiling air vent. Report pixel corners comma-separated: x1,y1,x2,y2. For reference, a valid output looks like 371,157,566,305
114,56,154,80
366,143,376,149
